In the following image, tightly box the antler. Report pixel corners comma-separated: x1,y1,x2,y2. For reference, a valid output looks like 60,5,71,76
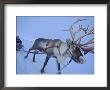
76,25,94,54
80,46,94,55
64,19,94,55
80,38,94,46
76,25,94,43
64,19,87,42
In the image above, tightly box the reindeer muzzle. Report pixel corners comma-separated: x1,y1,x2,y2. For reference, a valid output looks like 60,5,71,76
78,56,86,64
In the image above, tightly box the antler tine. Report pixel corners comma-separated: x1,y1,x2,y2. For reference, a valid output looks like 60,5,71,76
79,25,89,34
76,25,94,43
69,27,75,41
89,27,94,33
76,31,94,43
72,19,87,26
67,19,87,42
80,46,94,55
63,19,89,43
80,38,94,46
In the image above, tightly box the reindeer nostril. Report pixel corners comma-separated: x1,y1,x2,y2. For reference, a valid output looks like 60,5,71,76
78,56,86,64
81,60,86,64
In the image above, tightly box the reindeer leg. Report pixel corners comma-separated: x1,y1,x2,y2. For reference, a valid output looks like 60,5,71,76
24,48,33,58
32,50,39,62
56,61,61,74
32,51,36,62
55,56,61,74
41,55,50,74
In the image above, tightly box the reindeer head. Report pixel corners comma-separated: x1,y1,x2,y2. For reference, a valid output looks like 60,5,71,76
66,39,86,64
71,45,86,64
65,19,94,64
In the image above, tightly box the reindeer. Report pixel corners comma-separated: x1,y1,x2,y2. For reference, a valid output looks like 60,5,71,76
25,19,94,74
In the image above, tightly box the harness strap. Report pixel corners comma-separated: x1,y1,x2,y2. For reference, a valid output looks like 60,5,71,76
60,45,74,71
61,58,72,71
56,45,61,56
44,42,62,56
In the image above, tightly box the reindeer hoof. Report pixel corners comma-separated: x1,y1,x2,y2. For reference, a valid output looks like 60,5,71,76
24,55,28,59
41,69,45,74
57,71,61,74
32,60,36,63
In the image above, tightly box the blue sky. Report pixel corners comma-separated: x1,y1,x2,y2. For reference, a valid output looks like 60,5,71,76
17,16,94,41
16,16,94,74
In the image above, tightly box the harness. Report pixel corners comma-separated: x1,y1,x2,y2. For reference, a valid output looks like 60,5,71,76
66,40,73,58
44,41,62,56
60,40,75,71
60,48,73,71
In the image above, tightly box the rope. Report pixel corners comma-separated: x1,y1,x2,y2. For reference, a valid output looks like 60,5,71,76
17,49,45,54
60,44,73,71
61,59,72,71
